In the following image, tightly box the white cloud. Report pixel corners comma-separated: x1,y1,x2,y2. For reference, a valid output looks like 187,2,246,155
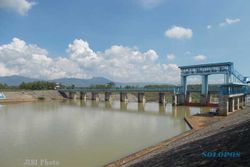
207,25,212,29
0,38,181,83
144,49,159,61
167,53,175,60
193,54,206,61
0,0,35,15
165,26,193,39
137,0,163,8
219,18,240,27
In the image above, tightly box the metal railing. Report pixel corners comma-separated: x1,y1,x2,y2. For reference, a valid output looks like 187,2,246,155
220,85,250,95
59,87,181,93
232,69,246,84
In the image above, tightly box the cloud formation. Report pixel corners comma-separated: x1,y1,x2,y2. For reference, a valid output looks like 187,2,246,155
219,18,240,27
193,54,206,61
0,0,35,15
165,26,193,39
167,53,175,61
0,38,180,83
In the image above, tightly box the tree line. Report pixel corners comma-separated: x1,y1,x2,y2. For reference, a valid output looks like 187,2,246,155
0,81,59,90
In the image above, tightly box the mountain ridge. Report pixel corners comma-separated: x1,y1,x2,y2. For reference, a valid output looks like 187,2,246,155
0,75,172,87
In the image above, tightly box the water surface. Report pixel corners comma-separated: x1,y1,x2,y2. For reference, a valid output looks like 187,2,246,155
0,100,213,167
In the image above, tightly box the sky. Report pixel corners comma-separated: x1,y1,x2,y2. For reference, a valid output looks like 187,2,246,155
0,0,250,84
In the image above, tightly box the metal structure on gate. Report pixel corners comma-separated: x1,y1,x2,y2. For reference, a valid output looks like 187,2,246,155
179,62,249,104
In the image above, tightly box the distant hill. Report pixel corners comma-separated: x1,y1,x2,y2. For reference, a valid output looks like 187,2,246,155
0,75,173,87
0,75,112,87
0,75,39,86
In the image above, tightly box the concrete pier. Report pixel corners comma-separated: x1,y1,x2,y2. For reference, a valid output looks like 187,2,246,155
232,98,235,112
138,93,145,103
185,92,192,104
105,92,112,102
218,94,246,116
200,94,208,105
236,97,240,110
241,95,246,108
176,94,185,105
68,92,76,99
91,92,99,101
159,93,166,104
172,94,177,106
201,75,209,105
80,92,87,100
120,93,128,102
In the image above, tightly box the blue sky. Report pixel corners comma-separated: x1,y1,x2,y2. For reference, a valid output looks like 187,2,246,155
0,0,249,83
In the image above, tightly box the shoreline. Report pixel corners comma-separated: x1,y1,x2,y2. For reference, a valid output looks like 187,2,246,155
0,90,65,104
105,103,250,167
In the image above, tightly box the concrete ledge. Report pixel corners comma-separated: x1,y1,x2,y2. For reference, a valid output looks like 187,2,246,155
105,129,197,167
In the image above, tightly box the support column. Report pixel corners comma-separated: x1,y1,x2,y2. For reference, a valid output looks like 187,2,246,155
218,95,229,116
239,96,243,109
159,93,166,104
105,92,112,102
225,73,231,84
181,75,187,100
176,94,185,105
236,97,240,110
232,98,235,112
120,93,128,102
207,92,211,104
242,95,246,108
138,93,145,103
80,92,87,100
185,92,192,104
69,92,76,99
68,92,73,99
91,92,99,101
201,75,209,105
172,94,177,106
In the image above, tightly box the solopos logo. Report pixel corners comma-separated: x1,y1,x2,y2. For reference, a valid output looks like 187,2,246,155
202,151,240,158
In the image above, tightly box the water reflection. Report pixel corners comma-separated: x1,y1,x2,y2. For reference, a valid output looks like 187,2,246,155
105,101,112,109
120,102,128,111
66,100,215,119
138,103,145,112
91,100,99,108
80,100,86,107
159,104,166,114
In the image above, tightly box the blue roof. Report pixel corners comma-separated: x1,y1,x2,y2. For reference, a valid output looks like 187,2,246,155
179,62,233,69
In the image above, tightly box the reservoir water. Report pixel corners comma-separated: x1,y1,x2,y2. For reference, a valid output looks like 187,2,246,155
0,100,214,167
